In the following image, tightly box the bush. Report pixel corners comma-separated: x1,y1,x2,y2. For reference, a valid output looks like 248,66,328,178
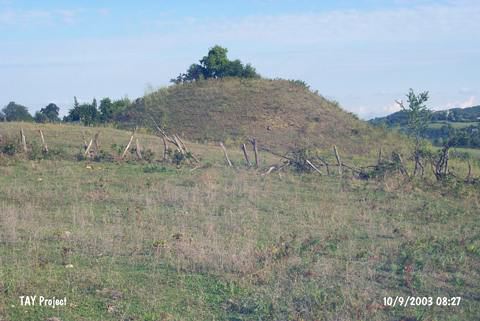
2,142,18,156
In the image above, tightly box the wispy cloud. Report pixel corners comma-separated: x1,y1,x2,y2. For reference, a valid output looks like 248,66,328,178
443,96,477,109
0,8,83,26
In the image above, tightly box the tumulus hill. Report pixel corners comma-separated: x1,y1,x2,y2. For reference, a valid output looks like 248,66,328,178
119,78,399,154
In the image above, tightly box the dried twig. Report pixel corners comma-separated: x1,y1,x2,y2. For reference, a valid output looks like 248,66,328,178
219,142,233,167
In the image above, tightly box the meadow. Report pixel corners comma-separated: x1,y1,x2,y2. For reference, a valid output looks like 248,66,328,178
0,122,479,321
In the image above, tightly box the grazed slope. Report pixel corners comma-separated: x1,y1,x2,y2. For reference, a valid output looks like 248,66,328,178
120,78,399,154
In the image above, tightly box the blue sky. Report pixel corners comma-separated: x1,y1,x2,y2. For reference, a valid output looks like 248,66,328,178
1,0,479,119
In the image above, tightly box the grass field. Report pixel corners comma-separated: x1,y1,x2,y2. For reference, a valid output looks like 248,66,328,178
1,123,480,321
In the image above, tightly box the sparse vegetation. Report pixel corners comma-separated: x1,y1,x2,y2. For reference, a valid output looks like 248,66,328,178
1,122,479,320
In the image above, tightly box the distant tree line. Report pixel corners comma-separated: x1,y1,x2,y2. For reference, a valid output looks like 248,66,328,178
0,96,131,126
426,124,480,148
171,45,260,84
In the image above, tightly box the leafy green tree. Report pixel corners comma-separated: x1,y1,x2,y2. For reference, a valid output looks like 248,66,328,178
64,97,99,125
111,98,130,115
396,89,431,176
172,45,260,83
78,101,98,126
36,103,60,123
64,96,81,122
99,98,113,123
34,111,48,123
1,102,33,122
200,45,230,78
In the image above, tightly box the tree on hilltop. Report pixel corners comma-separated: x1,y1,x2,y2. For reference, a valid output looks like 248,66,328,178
172,45,260,84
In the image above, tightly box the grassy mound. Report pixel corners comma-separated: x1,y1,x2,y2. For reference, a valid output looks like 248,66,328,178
120,78,400,154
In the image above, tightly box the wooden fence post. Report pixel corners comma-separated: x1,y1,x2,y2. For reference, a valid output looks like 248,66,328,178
241,143,251,167
252,138,259,168
306,160,322,174
84,139,93,157
39,130,48,153
162,136,168,160
20,128,27,152
93,132,100,155
220,142,233,167
121,129,136,159
135,138,143,160
333,145,342,175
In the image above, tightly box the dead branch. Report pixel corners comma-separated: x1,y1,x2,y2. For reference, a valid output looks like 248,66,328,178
162,136,168,160
306,159,322,174
219,142,233,167
121,129,136,159
333,145,342,175
263,166,277,176
84,139,93,157
259,146,294,161
316,156,330,175
241,143,252,167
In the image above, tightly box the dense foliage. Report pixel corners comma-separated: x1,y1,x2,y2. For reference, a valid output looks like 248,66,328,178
171,45,260,84
63,96,131,126
34,103,60,123
1,102,33,122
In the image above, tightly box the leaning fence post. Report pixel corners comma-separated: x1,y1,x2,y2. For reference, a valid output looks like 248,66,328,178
219,142,233,167
38,129,48,153
252,138,259,168
135,138,143,160
333,145,342,175
241,143,251,167
20,128,27,152
121,129,136,159
162,136,168,160
84,139,93,157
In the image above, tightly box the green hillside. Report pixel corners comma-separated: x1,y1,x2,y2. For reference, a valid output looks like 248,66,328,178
369,106,480,148
118,78,400,154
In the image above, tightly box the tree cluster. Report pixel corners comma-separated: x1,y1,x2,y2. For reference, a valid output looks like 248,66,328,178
171,45,260,84
63,96,131,126
1,96,131,126
1,102,34,122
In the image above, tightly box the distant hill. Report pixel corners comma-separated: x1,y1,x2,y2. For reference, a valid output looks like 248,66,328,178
118,78,401,154
369,105,480,148
370,105,480,126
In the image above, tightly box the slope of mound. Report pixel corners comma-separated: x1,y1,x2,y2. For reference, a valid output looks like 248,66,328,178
120,78,400,154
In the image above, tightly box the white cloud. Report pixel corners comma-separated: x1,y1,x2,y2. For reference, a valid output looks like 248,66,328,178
0,8,83,26
443,96,476,109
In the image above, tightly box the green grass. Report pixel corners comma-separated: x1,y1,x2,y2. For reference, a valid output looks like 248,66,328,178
1,123,479,321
